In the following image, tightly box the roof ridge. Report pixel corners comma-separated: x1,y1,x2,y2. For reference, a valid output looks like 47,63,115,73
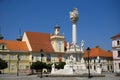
0,40,26,43
25,31,50,35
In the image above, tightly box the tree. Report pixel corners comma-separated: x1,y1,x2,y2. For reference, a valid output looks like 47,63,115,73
0,58,8,70
30,61,46,72
55,62,66,69
46,63,52,72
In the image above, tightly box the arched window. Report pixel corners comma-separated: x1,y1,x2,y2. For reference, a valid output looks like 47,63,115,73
58,41,62,52
46,54,51,61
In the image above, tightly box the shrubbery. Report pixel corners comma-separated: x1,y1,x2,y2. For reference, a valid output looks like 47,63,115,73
0,58,8,70
55,62,66,69
30,61,66,72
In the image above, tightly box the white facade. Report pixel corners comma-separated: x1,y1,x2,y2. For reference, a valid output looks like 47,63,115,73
50,25,65,52
111,34,120,73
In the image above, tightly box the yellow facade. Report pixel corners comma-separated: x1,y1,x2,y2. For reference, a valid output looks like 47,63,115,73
0,26,66,74
0,52,30,73
0,52,65,73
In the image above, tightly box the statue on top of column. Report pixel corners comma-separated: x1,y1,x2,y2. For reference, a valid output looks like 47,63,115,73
70,8,79,24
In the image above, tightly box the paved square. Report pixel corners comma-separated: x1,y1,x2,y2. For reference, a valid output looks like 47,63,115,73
0,73,120,80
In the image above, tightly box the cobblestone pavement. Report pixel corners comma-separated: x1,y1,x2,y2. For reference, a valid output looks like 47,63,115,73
0,73,120,80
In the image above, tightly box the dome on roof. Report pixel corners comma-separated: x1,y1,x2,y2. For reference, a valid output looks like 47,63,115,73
16,35,22,41
54,24,60,29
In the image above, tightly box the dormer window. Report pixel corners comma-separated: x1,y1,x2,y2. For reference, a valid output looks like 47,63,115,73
0,44,6,50
2,45,5,50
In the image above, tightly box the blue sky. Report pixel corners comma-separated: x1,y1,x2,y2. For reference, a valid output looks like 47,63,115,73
0,0,120,50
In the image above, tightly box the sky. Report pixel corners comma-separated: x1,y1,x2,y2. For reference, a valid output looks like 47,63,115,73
0,0,120,50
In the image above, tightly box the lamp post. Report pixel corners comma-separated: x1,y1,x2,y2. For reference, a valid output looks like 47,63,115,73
31,55,34,74
17,54,20,76
40,49,44,78
87,47,91,78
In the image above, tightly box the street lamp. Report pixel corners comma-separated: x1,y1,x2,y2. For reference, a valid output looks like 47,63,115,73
17,54,20,76
40,49,44,78
87,47,91,78
31,55,34,74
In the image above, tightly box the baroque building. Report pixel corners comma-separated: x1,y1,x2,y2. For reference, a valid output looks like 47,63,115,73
111,33,120,73
0,25,66,73
84,46,113,72
0,40,29,73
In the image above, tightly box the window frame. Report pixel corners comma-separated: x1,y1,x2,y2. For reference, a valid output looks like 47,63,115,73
118,51,120,57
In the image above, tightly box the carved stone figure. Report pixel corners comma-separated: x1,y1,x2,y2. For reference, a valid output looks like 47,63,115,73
70,8,79,23
81,40,84,52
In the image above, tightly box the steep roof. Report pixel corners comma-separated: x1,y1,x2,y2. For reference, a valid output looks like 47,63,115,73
111,33,120,39
0,40,29,52
25,31,54,52
83,47,113,58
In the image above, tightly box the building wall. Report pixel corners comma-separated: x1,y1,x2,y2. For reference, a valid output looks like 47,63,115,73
114,61,120,73
51,35,65,52
0,51,65,73
22,32,32,51
112,36,120,73
84,57,113,72
0,52,30,73
112,50,120,59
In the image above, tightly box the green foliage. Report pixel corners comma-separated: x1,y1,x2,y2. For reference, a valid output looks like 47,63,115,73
55,62,66,69
46,63,52,70
46,63,52,72
0,58,8,70
31,61,46,70
30,61,66,72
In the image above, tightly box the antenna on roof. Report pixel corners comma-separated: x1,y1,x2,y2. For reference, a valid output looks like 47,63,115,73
16,28,22,41
0,26,4,40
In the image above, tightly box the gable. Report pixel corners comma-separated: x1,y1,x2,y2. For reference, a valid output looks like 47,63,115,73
25,31,55,52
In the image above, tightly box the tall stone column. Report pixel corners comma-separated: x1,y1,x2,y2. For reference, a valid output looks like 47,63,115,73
72,23,77,44
70,8,79,45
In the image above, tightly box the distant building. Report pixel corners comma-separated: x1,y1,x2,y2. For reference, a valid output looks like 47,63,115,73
84,46,113,72
111,33,120,73
0,25,66,73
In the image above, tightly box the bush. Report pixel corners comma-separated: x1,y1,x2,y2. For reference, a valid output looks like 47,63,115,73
46,63,52,69
31,61,47,71
55,62,66,69
0,58,8,70
46,63,52,73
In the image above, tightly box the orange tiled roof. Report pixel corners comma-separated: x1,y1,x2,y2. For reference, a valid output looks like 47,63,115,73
83,47,113,58
0,40,29,52
25,31,54,52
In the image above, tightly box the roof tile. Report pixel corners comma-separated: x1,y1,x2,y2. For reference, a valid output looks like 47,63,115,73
83,47,113,58
0,40,29,52
25,32,54,52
